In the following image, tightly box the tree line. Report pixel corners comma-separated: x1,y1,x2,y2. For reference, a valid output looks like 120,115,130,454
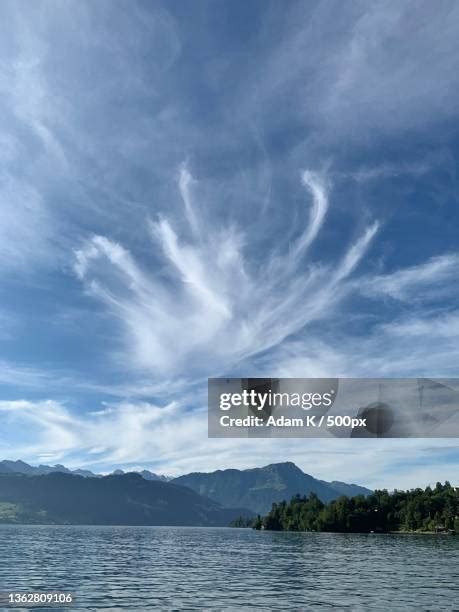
235,482,459,533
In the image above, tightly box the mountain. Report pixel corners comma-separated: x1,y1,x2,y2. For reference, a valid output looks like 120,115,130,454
0,460,98,478
172,462,372,514
37,464,98,478
0,472,253,526
322,480,372,498
0,460,37,475
138,470,170,482
0,460,371,517
0,460,169,482
110,468,170,482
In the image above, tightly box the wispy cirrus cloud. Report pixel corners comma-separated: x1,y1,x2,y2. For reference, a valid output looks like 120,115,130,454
360,254,459,301
251,249,459,379
335,161,433,184
0,0,183,276
74,167,378,377
381,311,459,339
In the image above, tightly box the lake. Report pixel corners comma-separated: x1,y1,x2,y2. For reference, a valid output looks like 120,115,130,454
0,526,457,610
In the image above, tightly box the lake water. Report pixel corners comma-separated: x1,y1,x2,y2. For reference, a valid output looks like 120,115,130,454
0,525,457,610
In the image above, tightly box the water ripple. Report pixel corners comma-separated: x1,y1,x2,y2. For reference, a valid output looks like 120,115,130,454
0,526,457,611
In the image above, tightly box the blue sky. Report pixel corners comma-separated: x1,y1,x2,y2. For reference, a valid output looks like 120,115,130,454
0,0,458,488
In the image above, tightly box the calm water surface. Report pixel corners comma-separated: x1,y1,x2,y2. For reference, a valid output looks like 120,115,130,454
0,525,457,611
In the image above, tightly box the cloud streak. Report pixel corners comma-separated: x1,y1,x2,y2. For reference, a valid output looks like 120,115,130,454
75,168,378,378
360,254,459,301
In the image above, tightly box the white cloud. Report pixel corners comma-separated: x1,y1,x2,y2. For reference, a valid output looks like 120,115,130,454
0,399,79,459
289,170,330,261
335,161,432,183
381,311,459,339
259,306,459,381
74,168,378,377
360,254,459,300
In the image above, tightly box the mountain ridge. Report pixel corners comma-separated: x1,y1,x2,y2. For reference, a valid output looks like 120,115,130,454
172,461,372,514
0,459,169,482
0,471,252,526
0,459,372,517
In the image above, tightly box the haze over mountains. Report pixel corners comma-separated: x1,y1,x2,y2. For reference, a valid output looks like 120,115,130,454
0,460,371,521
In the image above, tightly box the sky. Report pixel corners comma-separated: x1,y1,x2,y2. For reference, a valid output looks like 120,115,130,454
0,0,458,489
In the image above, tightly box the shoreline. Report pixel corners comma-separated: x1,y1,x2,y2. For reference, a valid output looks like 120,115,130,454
254,528,456,536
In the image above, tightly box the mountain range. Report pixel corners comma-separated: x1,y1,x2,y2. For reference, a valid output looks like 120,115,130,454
0,459,371,521
0,459,168,482
0,471,251,526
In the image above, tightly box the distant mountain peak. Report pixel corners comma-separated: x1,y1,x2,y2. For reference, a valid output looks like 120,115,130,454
262,461,305,473
172,462,372,514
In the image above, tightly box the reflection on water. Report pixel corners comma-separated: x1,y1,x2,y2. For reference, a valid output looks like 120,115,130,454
0,525,457,610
